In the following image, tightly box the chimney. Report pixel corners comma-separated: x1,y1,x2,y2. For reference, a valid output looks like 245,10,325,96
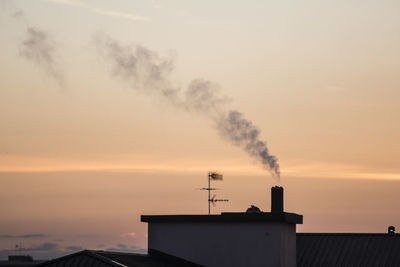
271,186,284,213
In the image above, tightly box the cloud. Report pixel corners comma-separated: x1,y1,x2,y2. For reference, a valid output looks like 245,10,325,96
22,242,59,252
0,243,86,260
77,234,95,238
282,160,400,180
92,8,149,21
6,242,81,252
43,0,85,7
130,245,143,250
65,245,84,251
0,234,48,239
43,0,148,21
121,232,136,238
117,243,127,249
106,244,146,254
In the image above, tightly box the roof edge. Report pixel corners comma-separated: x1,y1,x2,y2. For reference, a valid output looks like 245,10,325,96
141,212,303,224
297,233,400,236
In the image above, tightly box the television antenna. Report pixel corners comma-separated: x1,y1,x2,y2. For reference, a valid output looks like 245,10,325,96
201,172,229,215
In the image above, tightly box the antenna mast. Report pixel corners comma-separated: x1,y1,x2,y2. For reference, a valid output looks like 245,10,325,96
201,172,228,215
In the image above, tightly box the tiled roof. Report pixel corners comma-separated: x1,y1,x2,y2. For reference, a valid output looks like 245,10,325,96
297,233,400,267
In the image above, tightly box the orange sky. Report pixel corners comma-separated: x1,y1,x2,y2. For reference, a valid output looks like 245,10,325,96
0,0,400,260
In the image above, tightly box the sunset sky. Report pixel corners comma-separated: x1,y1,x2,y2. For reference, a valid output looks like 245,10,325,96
1,0,400,260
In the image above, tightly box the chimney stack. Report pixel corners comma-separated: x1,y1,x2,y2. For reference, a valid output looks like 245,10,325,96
271,186,284,213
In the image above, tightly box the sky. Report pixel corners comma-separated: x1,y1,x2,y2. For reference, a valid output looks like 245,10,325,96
0,0,400,260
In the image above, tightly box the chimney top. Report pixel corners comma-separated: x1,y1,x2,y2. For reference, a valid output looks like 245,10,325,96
271,186,284,213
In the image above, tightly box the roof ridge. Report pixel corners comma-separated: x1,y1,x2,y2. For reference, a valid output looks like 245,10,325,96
35,250,88,266
85,250,130,267
35,250,126,267
95,250,147,256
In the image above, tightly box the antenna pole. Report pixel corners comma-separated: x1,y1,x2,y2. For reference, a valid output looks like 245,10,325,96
201,172,226,215
208,173,211,215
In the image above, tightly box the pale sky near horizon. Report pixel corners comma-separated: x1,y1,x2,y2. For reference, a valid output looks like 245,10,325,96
0,0,400,260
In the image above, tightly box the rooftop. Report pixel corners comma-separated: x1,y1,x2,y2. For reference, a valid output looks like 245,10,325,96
141,211,303,224
36,250,198,267
297,233,400,267
34,233,400,266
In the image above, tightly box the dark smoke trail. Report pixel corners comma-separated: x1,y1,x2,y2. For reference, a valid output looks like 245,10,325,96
217,111,280,178
19,27,64,86
3,4,64,86
94,34,178,102
95,34,280,178
184,79,230,115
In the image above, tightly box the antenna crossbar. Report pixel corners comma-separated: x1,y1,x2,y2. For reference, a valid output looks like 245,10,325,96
202,171,228,215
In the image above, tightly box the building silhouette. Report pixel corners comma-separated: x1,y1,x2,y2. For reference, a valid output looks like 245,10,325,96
35,187,400,267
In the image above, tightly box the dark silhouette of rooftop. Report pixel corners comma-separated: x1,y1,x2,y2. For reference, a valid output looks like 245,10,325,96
297,232,400,267
141,211,303,224
36,250,199,267
34,232,400,267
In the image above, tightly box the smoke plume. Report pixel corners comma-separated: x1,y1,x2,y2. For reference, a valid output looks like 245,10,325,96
19,27,64,86
217,111,280,177
184,79,230,115
5,6,64,86
95,34,178,101
95,34,280,178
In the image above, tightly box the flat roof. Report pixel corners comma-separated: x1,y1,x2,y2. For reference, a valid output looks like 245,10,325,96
141,212,303,224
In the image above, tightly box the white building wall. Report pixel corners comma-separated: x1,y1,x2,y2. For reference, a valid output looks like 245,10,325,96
148,222,296,267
